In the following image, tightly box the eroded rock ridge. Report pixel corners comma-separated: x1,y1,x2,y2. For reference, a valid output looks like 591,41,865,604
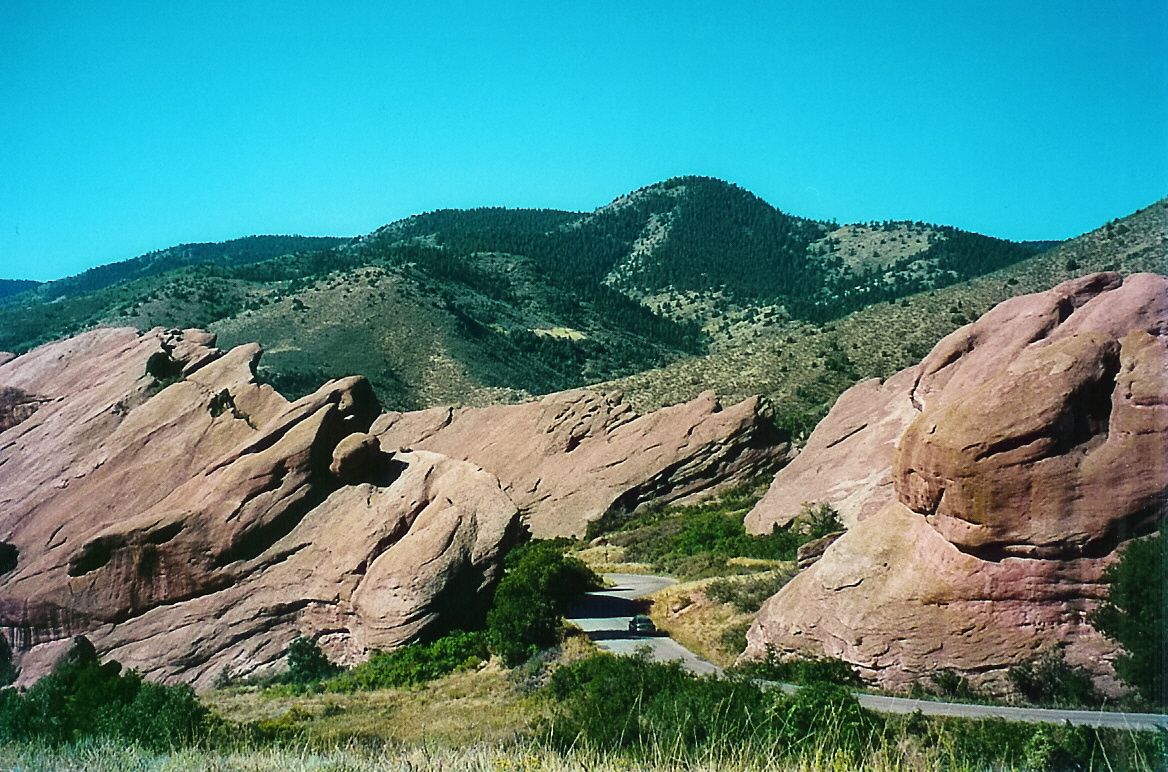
0,327,785,686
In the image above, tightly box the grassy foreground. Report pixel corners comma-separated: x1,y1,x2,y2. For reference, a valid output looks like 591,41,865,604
0,652,1165,771
0,727,1164,772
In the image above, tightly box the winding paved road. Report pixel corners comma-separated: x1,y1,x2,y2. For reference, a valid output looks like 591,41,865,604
567,573,1168,732
566,573,721,676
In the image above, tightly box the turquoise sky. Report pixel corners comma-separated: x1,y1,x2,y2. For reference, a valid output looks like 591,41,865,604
2,1,1165,281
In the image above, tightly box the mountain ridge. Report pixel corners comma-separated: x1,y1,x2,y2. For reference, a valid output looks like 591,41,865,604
1,178,1160,429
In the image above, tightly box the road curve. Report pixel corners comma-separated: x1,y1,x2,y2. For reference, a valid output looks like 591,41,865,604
565,572,721,676
568,573,1168,731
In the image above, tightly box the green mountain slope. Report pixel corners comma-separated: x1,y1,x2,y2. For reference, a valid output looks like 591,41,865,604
602,197,1168,434
0,177,1084,413
0,280,39,301
3,235,350,307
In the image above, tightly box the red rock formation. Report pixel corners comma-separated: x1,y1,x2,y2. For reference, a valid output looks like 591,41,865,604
1,327,787,685
0,327,519,687
373,389,789,538
744,368,917,532
743,273,1168,692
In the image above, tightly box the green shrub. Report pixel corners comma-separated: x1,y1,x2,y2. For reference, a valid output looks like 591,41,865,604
1091,532,1165,707
925,716,1123,772
487,540,601,666
284,636,341,685
1008,651,1103,708
777,681,881,758
544,653,774,753
543,653,880,761
0,636,209,749
705,570,794,613
929,668,979,701
612,498,841,579
734,647,861,686
719,621,751,656
326,631,488,692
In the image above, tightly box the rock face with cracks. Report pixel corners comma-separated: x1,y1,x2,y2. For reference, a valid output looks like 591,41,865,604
372,389,790,538
0,326,787,687
743,273,1168,692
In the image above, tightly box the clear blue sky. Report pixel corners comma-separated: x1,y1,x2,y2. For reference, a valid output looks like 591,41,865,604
2,1,1165,281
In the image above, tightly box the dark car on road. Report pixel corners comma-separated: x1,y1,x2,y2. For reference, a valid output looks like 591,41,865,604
628,614,657,636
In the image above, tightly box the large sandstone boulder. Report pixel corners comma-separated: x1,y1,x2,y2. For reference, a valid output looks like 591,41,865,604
372,389,790,538
743,273,1168,691
0,328,519,687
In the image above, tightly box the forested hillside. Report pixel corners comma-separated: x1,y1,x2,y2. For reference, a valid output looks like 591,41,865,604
0,280,39,301
3,235,350,307
0,177,1064,411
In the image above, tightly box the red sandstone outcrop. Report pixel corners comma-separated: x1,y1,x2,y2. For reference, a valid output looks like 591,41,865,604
372,389,789,538
743,273,1168,692
0,327,519,687
1,326,787,686
744,368,917,531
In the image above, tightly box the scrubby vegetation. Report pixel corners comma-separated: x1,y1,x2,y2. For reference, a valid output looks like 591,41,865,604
1008,651,1106,709
733,648,862,687
543,651,879,761
603,490,841,580
705,570,796,613
486,540,602,666
1092,531,1165,708
2,631,1165,771
0,637,209,750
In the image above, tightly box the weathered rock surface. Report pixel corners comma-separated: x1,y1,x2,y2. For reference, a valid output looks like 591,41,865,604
0,328,519,688
1,327,787,686
795,531,844,571
372,389,790,538
744,367,918,531
743,273,1168,691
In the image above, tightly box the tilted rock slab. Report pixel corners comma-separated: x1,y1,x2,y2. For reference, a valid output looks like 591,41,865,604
0,326,788,686
0,327,519,688
372,389,790,538
743,272,1168,692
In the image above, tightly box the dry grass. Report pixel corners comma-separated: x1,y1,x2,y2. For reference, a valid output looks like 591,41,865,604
4,729,1158,772
204,664,534,748
573,543,656,575
0,740,910,772
820,223,936,271
643,571,791,668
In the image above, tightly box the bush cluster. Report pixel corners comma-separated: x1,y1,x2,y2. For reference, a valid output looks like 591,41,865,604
611,499,842,580
0,637,209,750
542,651,1164,770
285,635,342,685
1092,532,1165,707
705,570,795,613
486,540,602,666
327,631,488,692
1008,651,1103,708
733,648,861,687
542,653,880,761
